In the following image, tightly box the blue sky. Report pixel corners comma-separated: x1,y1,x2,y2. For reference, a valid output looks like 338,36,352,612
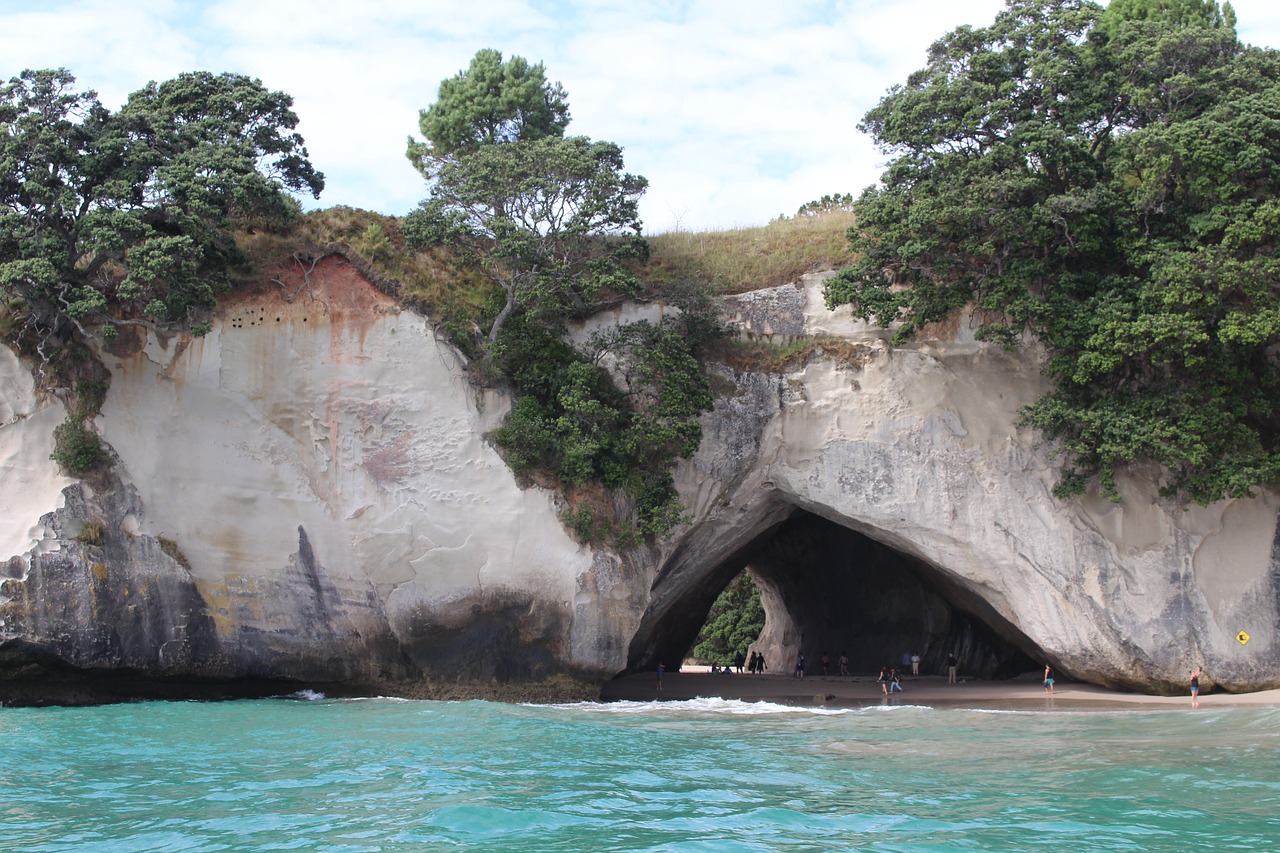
3,0,1279,233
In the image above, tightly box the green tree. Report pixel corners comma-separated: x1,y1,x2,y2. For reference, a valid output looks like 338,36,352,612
692,574,766,666
825,0,1280,502
406,48,570,172
0,68,324,348
404,134,648,345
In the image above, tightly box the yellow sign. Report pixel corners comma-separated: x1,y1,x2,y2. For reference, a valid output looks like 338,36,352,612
1237,630,1251,645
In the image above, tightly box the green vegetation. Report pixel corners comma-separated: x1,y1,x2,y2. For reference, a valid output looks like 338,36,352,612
406,48,570,167
49,377,110,475
405,50,722,540
1099,0,1236,33
50,417,104,474
824,0,1280,502
691,574,765,666
0,68,323,353
404,49,647,349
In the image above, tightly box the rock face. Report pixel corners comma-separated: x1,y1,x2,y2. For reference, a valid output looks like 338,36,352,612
643,275,1280,694
1,257,647,701
3,261,1278,701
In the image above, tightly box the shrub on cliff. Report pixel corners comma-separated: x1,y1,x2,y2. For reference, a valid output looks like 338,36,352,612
50,416,104,475
825,0,1280,502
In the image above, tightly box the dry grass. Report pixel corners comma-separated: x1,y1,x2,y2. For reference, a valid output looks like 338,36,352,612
158,535,192,571
644,211,856,295
76,518,106,547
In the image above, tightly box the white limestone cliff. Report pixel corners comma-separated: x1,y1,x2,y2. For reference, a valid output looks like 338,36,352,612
3,260,1278,698
1,257,646,692
0,344,73,604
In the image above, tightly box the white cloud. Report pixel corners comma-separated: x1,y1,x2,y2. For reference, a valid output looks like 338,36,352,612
2,0,1278,232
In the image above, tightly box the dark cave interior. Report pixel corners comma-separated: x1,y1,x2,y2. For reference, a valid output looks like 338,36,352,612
632,509,1040,679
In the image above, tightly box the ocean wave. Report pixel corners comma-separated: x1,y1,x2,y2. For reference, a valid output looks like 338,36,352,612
284,689,327,701
858,703,934,712
544,697,852,716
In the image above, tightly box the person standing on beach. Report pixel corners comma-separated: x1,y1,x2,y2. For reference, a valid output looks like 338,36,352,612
1043,664,1055,695
947,653,958,684
656,662,664,691
838,652,849,677
794,653,806,679
1190,666,1201,708
820,652,830,676
911,652,920,677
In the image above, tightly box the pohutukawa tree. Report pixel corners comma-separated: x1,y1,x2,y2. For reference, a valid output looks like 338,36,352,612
825,0,1280,503
0,68,324,355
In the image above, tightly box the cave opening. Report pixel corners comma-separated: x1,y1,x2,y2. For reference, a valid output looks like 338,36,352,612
630,508,1040,680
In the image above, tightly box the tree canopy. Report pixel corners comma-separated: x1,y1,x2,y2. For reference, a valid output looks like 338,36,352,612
404,134,648,344
824,0,1280,502
1099,0,1236,33
406,48,570,172
0,68,323,349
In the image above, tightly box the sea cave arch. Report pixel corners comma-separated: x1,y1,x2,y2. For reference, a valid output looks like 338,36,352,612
625,502,1040,680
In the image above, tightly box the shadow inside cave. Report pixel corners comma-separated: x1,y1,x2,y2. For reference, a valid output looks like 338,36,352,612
626,506,1040,680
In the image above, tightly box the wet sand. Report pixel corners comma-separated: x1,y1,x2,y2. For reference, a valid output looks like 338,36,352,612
600,668,1280,710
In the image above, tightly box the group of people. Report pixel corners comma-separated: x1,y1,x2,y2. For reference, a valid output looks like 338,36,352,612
901,651,922,676
663,651,1209,706
877,665,905,695
793,651,855,678
707,651,771,674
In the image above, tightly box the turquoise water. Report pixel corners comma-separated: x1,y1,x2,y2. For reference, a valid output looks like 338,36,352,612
2,695,1278,852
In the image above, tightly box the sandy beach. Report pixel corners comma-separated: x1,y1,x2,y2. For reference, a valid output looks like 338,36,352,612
600,668,1280,710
